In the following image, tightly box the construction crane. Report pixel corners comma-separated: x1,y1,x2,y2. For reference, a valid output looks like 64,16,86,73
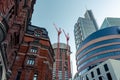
63,29,72,79
63,29,69,48
53,23,62,80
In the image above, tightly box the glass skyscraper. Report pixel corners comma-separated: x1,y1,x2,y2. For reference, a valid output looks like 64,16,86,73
74,10,98,49
76,26,120,75
101,17,120,29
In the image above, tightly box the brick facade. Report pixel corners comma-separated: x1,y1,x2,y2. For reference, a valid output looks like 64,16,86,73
0,0,54,80
0,0,36,79
10,25,54,80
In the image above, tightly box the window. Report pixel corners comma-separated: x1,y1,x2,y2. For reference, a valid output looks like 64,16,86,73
96,68,101,75
34,39,39,43
106,73,112,80
0,66,2,80
99,76,103,80
14,32,19,45
104,64,109,71
30,47,38,53
91,71,94,78
27,58,35,65
34,33,40,37
16,69,22,80
34,30,41,37
33,73,38,80
86,75,89,80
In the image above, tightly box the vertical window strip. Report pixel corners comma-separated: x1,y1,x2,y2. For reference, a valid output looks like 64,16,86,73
30,47,38,53
27,58,35,65
33,73,38,80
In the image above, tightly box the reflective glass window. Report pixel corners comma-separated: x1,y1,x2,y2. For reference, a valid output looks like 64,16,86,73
77,38,120,60
77,44,120,65
78,51,120,70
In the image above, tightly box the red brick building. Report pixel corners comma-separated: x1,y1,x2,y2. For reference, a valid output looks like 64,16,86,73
0,0,36,79
10,25,54,80
0,0,54,80
0,0,55,80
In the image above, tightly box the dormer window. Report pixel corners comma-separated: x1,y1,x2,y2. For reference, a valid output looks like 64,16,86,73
34,33,40,37
34,29,41,37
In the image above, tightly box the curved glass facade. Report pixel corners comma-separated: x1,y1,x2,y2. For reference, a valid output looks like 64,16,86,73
76,26,120,75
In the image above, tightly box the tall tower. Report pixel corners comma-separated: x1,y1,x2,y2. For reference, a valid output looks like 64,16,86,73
101,17,120,29
52,43,72,80
84,10,98,30
9,25,54,80
74,10,98,49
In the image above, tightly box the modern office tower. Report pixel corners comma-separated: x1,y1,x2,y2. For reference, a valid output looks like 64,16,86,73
0,0,36,79
76,26,120,75
101,17,120,29
10,25,54,80
81,59,120,80
52,43,72,80
74,10,98,49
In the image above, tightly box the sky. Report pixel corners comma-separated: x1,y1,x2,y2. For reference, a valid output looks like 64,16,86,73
31,0,120,78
